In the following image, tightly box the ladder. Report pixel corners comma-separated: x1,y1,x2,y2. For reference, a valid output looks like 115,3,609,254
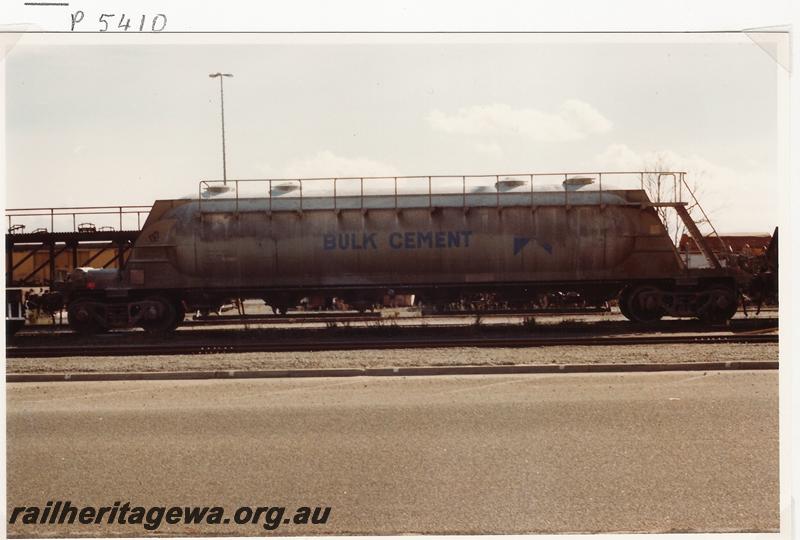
674,204,722,269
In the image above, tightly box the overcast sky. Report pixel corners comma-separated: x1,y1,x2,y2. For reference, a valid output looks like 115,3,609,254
4,33,784,232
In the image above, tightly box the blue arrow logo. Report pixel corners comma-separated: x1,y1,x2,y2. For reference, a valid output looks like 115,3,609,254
513,237,531,255
513,237,553,256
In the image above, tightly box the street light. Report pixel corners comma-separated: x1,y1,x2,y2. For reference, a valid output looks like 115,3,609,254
209,72,233,184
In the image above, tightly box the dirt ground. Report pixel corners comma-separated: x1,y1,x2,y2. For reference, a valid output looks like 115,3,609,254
6,342,778,375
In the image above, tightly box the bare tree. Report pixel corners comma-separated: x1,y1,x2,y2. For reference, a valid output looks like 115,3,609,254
641,156,709,249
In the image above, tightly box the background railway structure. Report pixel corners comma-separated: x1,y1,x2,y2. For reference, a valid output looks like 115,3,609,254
5,206,150,287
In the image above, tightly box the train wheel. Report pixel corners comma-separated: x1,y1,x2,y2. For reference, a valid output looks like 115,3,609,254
67,299,106,335
698,286,738,324
617,287,634,320
626,285,665,323
140,296,181,334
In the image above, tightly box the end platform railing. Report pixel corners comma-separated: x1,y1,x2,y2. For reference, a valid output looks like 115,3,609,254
5,206,152,236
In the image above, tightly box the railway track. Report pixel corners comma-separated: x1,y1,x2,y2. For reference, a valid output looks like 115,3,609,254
6,333,778,358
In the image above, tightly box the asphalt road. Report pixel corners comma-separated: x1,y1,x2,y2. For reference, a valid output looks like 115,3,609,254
6,370,778,536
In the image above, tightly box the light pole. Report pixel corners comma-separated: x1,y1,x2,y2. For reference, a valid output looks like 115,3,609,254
209,72,233,184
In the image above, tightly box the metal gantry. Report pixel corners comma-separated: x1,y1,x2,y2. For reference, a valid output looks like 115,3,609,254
5,206,150,287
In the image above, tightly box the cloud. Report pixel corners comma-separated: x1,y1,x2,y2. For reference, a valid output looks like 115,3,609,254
428,99,612,142
593,144,777,234
593,143,748,227
283,150,400,178
594,143,732,182
594,143,643,170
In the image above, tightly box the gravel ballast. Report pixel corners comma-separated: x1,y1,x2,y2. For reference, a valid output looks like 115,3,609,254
6,342,778,375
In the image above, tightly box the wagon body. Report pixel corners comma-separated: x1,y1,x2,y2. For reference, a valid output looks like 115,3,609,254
125,188,683,293
61,174,743,331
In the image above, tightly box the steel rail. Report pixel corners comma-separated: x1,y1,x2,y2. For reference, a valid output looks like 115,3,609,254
6,333,778,359
6,359,778,384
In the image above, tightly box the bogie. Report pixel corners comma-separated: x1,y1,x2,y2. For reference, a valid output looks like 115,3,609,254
616,282,738,324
